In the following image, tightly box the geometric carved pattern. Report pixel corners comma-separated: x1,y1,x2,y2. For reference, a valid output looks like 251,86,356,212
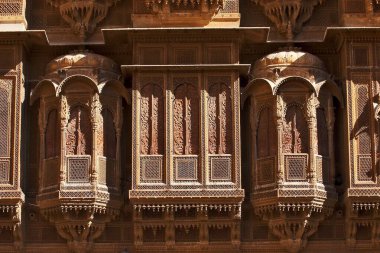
357,155,373,181
283,104,309,154
140,155,163,182
67,156,90,183
66,105,92,155
285,154,307,181
356,85,371,155
173,83,199,155
0,79,11,157
208,82,232,154
0,159,9,183
257,157,275,185
174,156,197,181
0,0,23,16
210,156,231,181
140,83,164,155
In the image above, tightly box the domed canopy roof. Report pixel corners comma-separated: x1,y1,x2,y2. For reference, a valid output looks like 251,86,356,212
45,50,120,75
253,47,326,74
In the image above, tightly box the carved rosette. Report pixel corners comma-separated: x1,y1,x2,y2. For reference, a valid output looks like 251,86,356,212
47,0,119,38
32,52,128,253
252,0,324,39
244,48,341,253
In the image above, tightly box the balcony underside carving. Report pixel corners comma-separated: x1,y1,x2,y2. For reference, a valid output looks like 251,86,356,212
252,0,324,39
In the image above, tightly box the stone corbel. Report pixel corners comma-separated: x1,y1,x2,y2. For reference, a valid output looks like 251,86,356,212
252,0,324,39
268,211,322,253
0,203,23,252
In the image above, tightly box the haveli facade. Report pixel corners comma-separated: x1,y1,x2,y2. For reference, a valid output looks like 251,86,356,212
0,0,379,253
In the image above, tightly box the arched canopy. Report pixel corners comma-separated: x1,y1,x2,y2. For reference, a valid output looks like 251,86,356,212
242,48,344,108
30,79,59,105
99,79,130,104
31,75,130,105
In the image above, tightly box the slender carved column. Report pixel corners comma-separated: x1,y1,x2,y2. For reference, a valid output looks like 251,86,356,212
307,95,317,184
90,93,99,186
59,95,68,186
276,95,284,183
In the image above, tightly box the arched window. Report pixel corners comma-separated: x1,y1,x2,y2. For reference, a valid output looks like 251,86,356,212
140,83,164,155
66,105,92,155
257,106,276,158
173,83,199,155
208,83,232,154
283,104,308,153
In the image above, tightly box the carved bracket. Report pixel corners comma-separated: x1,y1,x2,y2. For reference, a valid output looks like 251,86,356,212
268,210,323,253
0,203,23,252
252,0,324,39
47,0,119,38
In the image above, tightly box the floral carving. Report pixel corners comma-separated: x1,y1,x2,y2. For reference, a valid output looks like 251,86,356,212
66,105,92,155
283,104,308,153
140,83,164,155
173,83,199,155
208,83,232,154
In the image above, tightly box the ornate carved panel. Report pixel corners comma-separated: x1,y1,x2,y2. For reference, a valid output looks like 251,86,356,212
283,104,309,154
140,155,163,183
174,156,198,181
0,158,10,184
208,82,232,154
355,83,373,182
0,79,11,157
67,155,91,183
140,83,164,155
66,105,92,155
284,154,308,181
209,156,231,181
45,109,59,158
0,79,12,184
173,83,199,155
